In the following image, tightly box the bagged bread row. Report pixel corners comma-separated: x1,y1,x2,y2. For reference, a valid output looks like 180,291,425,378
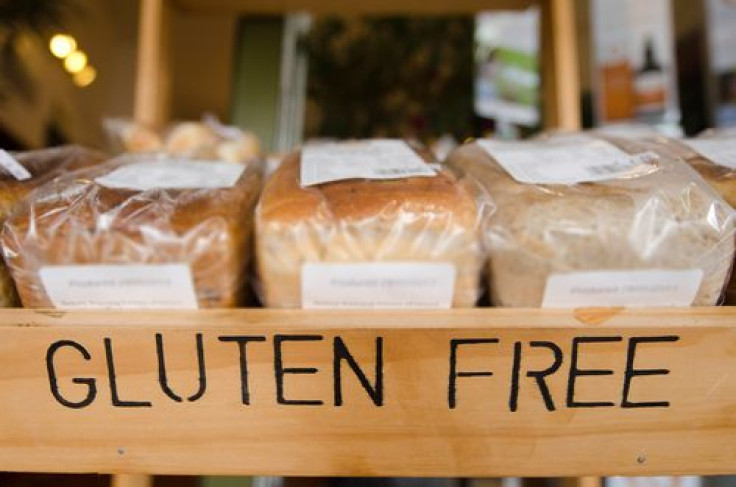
0,131,735,310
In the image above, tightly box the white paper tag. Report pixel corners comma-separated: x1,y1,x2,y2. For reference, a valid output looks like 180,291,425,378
0,149,32,181
95,160,244,191
682,139,736,169
300,140,435,186
39,264,199,309
477,138,659,184
301,262,456,309
541,269,703,308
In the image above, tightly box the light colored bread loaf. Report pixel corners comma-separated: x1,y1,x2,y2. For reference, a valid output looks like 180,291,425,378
648,135,736,304
2,156,262,308
255,149,482,308
446,136,735,307
642,136,736,207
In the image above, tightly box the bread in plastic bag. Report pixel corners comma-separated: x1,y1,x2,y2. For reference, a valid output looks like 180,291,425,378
445,133,736,307
255,140,485,308
644,131,736,304
655,132,736,207
1,154,263,309
104,116,260,164
0,146,106,307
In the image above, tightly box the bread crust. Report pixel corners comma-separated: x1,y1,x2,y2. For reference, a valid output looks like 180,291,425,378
256,148,482,308
2,157,262,308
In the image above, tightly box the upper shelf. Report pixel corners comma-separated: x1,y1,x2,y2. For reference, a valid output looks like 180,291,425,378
171,0,536,15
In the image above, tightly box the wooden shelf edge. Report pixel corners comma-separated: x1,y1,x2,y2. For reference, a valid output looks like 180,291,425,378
2,306,736,330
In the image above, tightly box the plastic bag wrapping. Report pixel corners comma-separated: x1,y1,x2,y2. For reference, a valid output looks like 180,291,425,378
0,146,107,307
104,116,260,164
645,131,736,305
254,141,488,308
1,154,263,309
445,134,736,307
637,133,736,207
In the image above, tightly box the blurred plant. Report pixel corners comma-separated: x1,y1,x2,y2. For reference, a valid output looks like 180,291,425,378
304,16,473,142
0,0,77,102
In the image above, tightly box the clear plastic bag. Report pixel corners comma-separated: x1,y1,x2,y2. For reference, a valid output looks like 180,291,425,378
255,140,487,308
637,133,736,207
104,115,260,164
2,154,263,309
646,130,736,305
445,133,736,307
0,146,106,307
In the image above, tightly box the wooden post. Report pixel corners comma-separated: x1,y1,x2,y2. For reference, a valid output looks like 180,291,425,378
541,0,581,130
134,0,171,128
112,474,154,487
578,478,603,487
560,477,603,487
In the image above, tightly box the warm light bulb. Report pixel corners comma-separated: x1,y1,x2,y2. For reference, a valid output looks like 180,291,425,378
64,50,88,74
73,66,97,87
49,34,77,58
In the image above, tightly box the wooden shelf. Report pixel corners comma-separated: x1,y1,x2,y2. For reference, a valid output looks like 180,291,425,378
1,308,735,477
171,0,535,15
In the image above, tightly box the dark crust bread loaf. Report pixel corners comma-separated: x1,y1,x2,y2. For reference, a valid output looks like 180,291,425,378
0,146,107,307
2,156,263,308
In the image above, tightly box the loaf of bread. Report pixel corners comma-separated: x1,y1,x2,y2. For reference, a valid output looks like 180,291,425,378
639,136,736,207
255,143,483,308
2,155,262,308
446,135,735,307
105,118,260,164
0,146,106,307
645,134,736,304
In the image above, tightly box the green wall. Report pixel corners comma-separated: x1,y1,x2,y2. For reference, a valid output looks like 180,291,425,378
231,17,283,153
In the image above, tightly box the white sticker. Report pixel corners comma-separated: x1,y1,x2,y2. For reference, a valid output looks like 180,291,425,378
39,264,199,309
541,269,703,308
301,262,456,309
95,160,244,191
300,140,435,186
477,138,659,184
682,139,736,169
0,149,32,181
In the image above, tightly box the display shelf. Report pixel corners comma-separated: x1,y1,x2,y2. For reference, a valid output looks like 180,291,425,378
1,308,735,478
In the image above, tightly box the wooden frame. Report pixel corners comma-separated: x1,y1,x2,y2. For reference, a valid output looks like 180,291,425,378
1,308,736,479
134,0,581,130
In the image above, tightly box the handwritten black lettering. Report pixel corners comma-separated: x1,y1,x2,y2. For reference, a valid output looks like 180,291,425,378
218,335,267,405
448,338,499,409
46,340,97,409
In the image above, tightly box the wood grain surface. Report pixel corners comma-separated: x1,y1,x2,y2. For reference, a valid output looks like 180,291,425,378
0,308,734,477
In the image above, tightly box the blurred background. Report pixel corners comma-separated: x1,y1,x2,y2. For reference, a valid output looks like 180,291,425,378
1,0,734,155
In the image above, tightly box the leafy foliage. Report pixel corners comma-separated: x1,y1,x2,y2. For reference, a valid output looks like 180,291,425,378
304,16,473,142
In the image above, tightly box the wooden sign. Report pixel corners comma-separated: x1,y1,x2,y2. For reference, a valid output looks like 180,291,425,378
0,308,735,477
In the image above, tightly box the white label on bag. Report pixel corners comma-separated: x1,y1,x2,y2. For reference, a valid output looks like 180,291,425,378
477,138,659,184
95,160,244,190
300,140,435,186
39,264,199,309
301,262,456,309
541,269,703,308
0,149,31,181
682,139,736,169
